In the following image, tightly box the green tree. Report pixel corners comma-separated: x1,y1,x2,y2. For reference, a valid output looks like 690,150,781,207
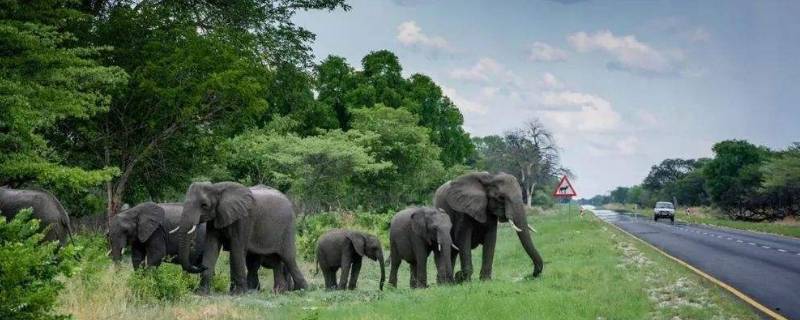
762,143,800,217
0,0,125,193
703,140,771,219
316,55,357,129
350,105,445,207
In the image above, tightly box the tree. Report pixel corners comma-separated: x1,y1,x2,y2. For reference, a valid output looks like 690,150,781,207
642,158,701,191
703,140,771,220
761,143,800,217
610,187,630,204
0,0,125,194
316,56,357,129
350,105,445,208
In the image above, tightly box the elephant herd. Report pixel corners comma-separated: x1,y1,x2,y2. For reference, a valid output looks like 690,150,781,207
0,171,545,295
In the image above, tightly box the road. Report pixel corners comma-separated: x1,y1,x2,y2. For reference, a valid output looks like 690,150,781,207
590,208,800,319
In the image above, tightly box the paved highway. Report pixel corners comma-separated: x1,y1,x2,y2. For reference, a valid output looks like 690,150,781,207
591,208,800,319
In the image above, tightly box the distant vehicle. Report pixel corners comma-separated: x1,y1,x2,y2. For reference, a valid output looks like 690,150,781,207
654,201,675,223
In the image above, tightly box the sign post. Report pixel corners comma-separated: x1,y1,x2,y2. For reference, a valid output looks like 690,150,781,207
552,175,577,214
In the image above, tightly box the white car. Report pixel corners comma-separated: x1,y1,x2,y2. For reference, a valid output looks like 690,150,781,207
654,202,675,223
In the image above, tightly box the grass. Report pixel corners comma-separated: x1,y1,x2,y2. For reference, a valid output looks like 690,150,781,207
604,203,800,239
57,206,759,319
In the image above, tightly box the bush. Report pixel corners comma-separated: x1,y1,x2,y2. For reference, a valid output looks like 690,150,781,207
127,264,195,303
531,190,554,208
0,209,73,320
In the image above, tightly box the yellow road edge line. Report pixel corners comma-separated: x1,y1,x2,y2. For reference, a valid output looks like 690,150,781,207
589,210,788,320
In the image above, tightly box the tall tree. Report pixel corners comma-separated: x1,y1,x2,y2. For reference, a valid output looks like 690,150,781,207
0,0,126,193
702,140,770,219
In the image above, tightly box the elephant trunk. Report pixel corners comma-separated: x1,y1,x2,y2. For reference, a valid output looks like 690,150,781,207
177,209,205,273
378,252,386,291
435,231,455,284
509,201,544,277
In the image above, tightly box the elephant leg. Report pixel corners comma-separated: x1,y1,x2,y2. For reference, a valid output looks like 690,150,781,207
146,250,165,268
246,255,261,291
280,253,308,290
408,261,417,288
455,224,473,283
228,239,248,295
131,246,145,270
272,264,290,294
338,251,352,290
348,256,362,290
388,246,400,288
198,234,222,295
480,222,498,281
414,251,428,289
322,267,337,290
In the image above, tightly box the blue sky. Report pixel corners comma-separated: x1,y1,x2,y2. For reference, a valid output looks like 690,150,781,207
295,0,800,197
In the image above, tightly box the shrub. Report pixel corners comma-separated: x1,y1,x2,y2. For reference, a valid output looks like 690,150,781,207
127,264,195,303
0,209,73,320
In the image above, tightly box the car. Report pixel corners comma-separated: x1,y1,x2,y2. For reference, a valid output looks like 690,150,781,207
654,201,675,223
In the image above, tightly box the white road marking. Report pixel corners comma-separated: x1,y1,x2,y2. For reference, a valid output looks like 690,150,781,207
777,249,787,253
726,237,733,240
736,240,744,243
761,246,771,249
748,242,756,245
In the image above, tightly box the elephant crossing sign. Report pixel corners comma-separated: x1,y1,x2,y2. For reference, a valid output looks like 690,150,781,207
552,175,577,198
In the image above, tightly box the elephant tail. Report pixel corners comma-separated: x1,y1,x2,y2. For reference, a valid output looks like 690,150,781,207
314,258,320,276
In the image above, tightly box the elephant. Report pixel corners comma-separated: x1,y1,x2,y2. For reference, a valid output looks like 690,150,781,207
107,202,206,269
175,182,307,295
434,172,543,283
388,206,456,289
0,187,72,245
316,229,385,291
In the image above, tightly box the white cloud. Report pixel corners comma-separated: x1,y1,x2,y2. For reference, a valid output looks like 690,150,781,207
688,27,711,43
449,58,522,86
539,72,563,89
529,42,569,62
567,30,682,75
539,91,622,133
442,86,487,114
397,21,452,51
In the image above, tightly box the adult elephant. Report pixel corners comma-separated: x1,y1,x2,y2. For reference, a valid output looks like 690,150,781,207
175,182,307,295
0,187,72,245
434,172,543,282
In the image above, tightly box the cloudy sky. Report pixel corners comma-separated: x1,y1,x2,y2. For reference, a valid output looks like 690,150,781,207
295,0,800,197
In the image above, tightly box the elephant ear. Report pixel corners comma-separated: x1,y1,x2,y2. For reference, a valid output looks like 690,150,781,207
215,183,253,229
446,173,490,223
346,232,366,257
411,210,432,245
136,203,165,242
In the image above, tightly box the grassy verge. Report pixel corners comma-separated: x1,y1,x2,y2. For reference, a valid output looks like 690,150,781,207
57,207,758,319
604,203,800,239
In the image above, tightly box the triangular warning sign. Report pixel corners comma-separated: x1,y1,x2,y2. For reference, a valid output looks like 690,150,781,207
552,175,577,197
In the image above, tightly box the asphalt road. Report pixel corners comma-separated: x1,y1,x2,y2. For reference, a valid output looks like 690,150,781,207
591,208,800,319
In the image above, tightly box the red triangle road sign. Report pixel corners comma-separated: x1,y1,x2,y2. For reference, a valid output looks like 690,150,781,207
552,175,577,197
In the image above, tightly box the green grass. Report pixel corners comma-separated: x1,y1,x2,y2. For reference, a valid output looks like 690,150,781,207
605,203,800,239
58,207,759,319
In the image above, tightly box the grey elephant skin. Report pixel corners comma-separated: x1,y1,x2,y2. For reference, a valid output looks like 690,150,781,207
434,172,543,282
176,182,307,295
108,202,206,269
316,229,385,290
388,207,455,288
0,187,72,245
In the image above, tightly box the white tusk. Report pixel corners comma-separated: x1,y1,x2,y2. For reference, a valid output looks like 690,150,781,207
144,255,148,266
186,225,197,235
438,243,442,252
168,226,180,234
509,221,523,232
528,224,537,233
121,247,126,256
451,244,459,251
106,249,112,256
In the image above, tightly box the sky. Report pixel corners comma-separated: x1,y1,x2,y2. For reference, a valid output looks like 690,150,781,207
294,0,800,197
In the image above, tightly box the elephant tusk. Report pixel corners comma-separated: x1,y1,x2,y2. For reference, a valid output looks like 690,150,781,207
451,244,459,251
528,224,537,233
106,249,112,257
187,225,196,235
438,243,442,252
121,247,126,256
168,226,180,234
509,221,523,232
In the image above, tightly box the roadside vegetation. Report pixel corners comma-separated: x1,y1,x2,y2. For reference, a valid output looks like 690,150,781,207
586,140,800,224
50,206,758,319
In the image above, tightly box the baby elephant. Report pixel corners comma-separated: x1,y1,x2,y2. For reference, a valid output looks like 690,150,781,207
108,202,205,269
389,207,457,288
316,229,385,290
